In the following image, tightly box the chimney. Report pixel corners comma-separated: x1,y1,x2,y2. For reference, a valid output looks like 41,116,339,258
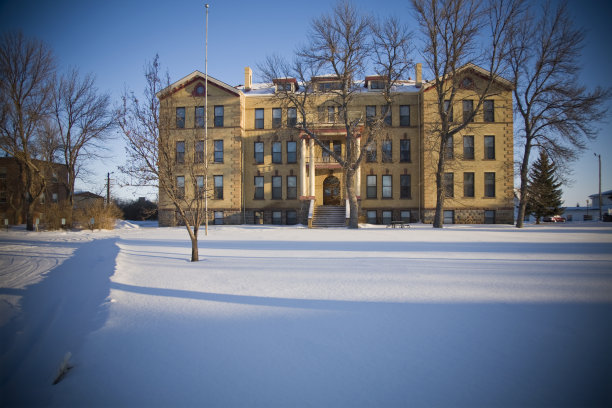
415,63,422,88
244,67,252,91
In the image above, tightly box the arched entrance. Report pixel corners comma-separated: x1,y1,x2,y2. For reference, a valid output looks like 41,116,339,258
323,175,341,205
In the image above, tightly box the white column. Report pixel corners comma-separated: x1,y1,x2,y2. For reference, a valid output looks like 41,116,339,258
300,138,306,197
355,137,361,197
309,138,315,197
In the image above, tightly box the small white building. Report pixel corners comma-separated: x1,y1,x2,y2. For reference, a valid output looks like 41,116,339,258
562,189,612,221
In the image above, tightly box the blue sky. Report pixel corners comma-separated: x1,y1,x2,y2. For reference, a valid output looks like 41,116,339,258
1,0,610,207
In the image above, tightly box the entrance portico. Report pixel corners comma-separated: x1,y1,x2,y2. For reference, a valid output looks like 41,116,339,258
299,130,361,206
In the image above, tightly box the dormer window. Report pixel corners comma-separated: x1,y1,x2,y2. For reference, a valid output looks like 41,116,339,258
277,83,292,92
317,81,341,92
273,78,298,93
365,76,387,91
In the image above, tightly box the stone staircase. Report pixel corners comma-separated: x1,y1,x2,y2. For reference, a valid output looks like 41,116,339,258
312,205,346,228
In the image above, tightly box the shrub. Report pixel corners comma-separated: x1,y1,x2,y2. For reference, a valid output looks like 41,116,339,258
43,202,73,230
74,201,123,230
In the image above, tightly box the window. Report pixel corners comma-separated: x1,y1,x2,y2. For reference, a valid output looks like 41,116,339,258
483,100,494,122
367,210,377,224
214,175,223,199
444,100,453,122
370,80,385,90
272,176,282,199
214,106,224,127
382,140,392,163
318,81,340,92
444,136,454,160
195,106,205,128
277,82,292,92
195,140,204,163
272,142,282,164
400,105,410,126
327,106,335,123
463,100,474,122
484,210,495,224
444,172,454,198
51,193,58,203
463,172,475,197
287,141,297,163
214,211,224,225
176,176,185,198
382,175,392,198
333,141,341,160
463,136,474,160
287,176,297,199
366,105,376,126
254,176,264,199
196,176,204,198
400,174,411,198
400,210,411,223
272,211,282,225
286,210,297,225
255,108,264,129
214,140,223,163
195,84,205,96
400,139,410,162
443,210,454,224
272,108,282,128
254,142,264,164
484,136,495,159
382,105,391,126
322,141,331,162
176,141,185,164
287,108,297,127
176,107,185,128
484,172,495,197
366,142,377,162
366,175,377,198
382,211,392,225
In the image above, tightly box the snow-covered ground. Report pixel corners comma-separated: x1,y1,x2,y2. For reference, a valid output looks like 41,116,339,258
1,222,611,407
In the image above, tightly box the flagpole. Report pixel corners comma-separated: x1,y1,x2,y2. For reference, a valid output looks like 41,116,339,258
204,3,209,236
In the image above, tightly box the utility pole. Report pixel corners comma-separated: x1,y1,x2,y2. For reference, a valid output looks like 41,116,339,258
204,3,209,236
595,153,602,221
107,172,111,206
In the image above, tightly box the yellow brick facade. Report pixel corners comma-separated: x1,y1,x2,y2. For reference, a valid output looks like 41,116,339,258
158,64,514,226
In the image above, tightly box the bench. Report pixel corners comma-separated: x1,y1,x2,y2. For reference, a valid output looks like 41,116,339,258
387,221,410,229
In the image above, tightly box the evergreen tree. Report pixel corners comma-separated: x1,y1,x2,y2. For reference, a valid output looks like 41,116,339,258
526,151,564,223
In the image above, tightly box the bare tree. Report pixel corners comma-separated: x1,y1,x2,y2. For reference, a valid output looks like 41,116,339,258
260,1,413,228
411,0,522,227
510,1,611,228
117,55,209,261
0,31,55,230
52,68,114,222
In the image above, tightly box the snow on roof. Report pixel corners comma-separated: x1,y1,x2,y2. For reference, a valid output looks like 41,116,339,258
238,78,420,97
589,189,612,198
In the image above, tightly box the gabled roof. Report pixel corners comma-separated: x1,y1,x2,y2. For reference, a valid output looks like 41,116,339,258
421,62,513,92
157,71,241,99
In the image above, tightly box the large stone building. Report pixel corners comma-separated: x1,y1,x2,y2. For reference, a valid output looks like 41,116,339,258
0,157,68,225
157,63,514,227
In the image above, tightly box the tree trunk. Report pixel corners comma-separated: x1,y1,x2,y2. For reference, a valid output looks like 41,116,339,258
345,167,359,229
25,198,35,231
433,170,445,228
433,140,447,229
190,236,199,262
516,139,532,228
